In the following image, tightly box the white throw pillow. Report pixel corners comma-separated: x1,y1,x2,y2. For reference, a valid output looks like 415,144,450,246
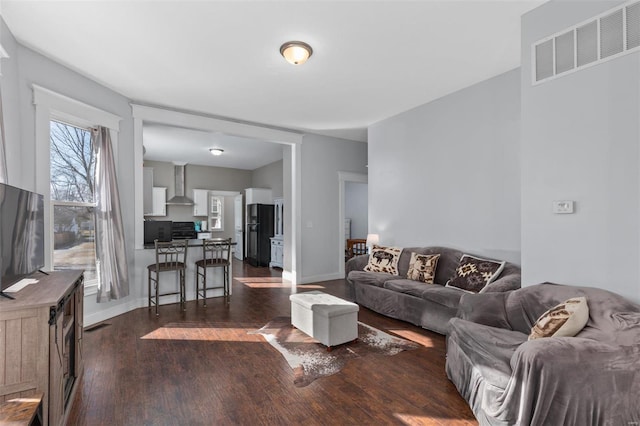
406,253,440,284
363,245,402,275
528,297,589,340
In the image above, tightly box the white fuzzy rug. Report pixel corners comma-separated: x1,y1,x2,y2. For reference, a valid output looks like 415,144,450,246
250,316,419,387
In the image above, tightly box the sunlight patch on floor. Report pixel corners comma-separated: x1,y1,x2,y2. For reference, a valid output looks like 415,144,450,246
234,276,324,289
141,325,264,342
386,329,437,348
235,276,290,288
393,412,446,425
242,282,292,288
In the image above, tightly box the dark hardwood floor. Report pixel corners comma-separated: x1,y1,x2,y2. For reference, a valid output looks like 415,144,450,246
67,260,477,425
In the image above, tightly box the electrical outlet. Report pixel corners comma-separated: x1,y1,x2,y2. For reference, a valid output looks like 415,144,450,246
553,200,574,214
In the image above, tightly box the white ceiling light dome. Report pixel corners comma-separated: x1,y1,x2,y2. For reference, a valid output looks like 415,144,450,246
280,41,313,65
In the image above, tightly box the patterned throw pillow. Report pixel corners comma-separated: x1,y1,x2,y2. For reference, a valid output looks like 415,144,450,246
445,254,505,293
406,253,440,284
528,297,589,340
363,245,402,275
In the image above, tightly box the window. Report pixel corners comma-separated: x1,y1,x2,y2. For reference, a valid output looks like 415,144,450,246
209,195,224,231
50,120,97,283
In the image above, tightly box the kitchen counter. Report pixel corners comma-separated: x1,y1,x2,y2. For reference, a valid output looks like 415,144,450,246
143,238,237,250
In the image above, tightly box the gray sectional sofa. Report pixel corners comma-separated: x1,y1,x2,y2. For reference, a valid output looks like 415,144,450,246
345,246,521,334
447,283,640,425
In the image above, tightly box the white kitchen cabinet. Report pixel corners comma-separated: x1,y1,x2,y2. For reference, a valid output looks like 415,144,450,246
245,188,272,205
270,237,283,268
193,189,209,216
144,187,166,217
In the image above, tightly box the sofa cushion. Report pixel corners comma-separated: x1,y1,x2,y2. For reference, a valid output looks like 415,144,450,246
363,245,402,275
528,296,589,340
406,252,440,283
420,285,466,309
347,270,392,288
383,279,434,298
446,254,506,293
448,317,528,390
382,279,465,309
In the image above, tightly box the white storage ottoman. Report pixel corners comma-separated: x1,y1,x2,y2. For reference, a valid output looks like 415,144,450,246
289,291,359,349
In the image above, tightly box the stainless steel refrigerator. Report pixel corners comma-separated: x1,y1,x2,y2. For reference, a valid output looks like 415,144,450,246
246,203,274,267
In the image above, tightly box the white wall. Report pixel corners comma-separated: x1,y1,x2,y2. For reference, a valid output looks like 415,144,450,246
0,18,21,185
4,29,139,322
521,0,640,303
300,134,368,282
368,69,521,264
345,181,368,239
251,159,284,198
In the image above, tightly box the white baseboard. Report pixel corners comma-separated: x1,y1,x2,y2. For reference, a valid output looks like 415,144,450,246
83,288,229,327
297,272,343,285
84,297,146,327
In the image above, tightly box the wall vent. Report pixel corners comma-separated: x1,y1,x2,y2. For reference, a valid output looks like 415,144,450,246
628,2,640,49
576,21,598,67
533,0,640,84
555,30,575,74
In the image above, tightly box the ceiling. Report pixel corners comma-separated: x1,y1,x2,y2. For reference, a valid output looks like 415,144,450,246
143,123,284,170
1,0,544,145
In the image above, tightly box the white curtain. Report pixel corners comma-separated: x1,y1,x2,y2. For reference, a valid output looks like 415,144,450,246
92,126,129,302
0,88,8,184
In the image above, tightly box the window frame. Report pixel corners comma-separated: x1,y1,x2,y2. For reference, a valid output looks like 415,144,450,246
33,85,121,294
49,120,98,286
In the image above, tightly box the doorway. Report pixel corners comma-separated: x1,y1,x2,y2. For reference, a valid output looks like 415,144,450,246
338,172,368,276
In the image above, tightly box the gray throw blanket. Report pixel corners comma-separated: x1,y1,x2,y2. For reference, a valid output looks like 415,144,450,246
446,282,640,425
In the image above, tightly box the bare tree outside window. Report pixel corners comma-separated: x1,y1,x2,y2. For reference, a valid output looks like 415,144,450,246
50,121,95,203
50,120,97,282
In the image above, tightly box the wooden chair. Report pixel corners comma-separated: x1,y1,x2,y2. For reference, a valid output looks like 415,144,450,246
147,239,188,316
195,238,232,306
346,238,367,261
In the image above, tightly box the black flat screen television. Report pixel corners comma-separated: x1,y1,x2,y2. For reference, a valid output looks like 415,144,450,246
0,183,45,293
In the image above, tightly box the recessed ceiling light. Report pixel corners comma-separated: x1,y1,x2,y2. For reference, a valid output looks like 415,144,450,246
280,41,313,65
209,148,224,156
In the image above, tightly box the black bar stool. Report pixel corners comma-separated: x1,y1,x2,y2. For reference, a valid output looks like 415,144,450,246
195,238,232,306
147,239,188,316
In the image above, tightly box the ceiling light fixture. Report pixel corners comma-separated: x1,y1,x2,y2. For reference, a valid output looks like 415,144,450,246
209,148,224,156
280,41,313,65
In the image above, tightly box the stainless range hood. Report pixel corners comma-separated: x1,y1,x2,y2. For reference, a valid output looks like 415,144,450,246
166,163,194,206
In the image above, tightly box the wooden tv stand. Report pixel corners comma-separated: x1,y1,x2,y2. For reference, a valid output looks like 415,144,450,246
0,270,84,426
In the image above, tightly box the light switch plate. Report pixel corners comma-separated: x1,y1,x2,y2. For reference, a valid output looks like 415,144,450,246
553,200,574,214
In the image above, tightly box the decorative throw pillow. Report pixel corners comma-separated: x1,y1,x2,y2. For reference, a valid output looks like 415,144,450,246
445,254,505,293
528,297,589,340
406,253,440,284
363,245,403,275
